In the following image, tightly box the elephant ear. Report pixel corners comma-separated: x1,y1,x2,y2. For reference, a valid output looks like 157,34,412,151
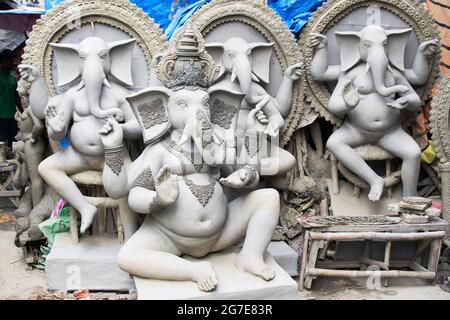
50,43,80,87
108,38,136,86
208,83,245,131
204,42,226,80
126,86,171,144
249,42,274,84
335,31,362,72
386,28,412,71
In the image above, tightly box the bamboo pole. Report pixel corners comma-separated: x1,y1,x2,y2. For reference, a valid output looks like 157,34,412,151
307,268,435,279
359,257,388,270
309,231,446,241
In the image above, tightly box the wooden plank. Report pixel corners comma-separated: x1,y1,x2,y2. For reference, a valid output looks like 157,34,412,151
298,231,309,291
308,268,436,279
427,239,442,273
303,218,449,233
316,260,412,269
0,190,22,197
409,261,429,273
305,240,320,289
309,231,446,241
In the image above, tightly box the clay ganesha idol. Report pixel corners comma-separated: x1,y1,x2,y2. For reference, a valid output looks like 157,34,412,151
19,35,141,233
310,24,438,201
99,28,287,291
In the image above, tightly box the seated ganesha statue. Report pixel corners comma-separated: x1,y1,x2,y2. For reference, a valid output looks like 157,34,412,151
19,35,142,233
310,24,439,201
99,27,287,291
206,36,303,180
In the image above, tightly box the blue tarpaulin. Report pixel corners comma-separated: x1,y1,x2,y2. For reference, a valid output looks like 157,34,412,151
43,0,324,38
40,0,324,149
268,0,325,34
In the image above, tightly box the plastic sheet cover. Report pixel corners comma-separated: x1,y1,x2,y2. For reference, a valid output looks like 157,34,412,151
44,0,325,38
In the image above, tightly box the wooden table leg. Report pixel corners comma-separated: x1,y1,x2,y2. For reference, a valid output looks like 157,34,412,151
298,231,310,291
115,207,124,244
319,241,329,260
70,206,79,244
383,240,391,287
305,240,320,289
428,238,442,284
386,159,392,198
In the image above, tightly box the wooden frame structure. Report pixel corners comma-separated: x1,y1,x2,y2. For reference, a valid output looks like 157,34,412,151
298,218,449,290
0,164,21,208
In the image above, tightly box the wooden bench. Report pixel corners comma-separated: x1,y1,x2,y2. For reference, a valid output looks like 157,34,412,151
298,216,449,290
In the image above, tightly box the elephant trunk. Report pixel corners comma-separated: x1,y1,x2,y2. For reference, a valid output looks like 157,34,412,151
232,55,259,105
82,56,111,119
368,46,407,97
182,108,225,166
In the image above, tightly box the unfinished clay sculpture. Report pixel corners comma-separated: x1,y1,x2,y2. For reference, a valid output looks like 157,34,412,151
100,27,281,292
206,37,301,178
19,36,141,233
14,107,46,207
310,24,438,201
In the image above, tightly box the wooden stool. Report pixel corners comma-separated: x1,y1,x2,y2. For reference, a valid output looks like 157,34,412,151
331,144,398,198
69,170,123,244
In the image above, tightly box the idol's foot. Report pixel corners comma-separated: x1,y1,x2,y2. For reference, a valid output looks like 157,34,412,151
368,177,384,202
193,261,219,292
79,204,97,234
236,252,275,281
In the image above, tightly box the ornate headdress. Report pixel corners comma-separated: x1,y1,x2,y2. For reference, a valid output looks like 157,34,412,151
156,24,220,89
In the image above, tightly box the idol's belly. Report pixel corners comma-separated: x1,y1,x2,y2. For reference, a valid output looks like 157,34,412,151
70,116,105,157
348,93,401,132
152,173,228,239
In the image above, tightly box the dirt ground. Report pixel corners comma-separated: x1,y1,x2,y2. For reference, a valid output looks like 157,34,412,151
0,198,449,300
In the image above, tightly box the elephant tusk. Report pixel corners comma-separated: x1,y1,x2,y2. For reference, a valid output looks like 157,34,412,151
103,78,112,89
177,132,190,146
387,64,394,74
76,80,85,91
212,132,222,145
230,69,237,83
